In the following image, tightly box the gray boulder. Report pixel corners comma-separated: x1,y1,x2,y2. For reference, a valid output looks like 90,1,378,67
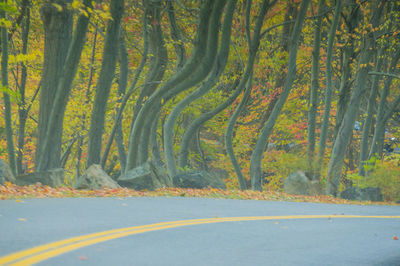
118,161,172,190
75,164,120,190
174,171,226,189
340,187,383,202
15,168,64,187
284,171,321,196
0,159,16,185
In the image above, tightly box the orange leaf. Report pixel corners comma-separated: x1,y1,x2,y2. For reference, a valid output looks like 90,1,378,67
394,236,399,240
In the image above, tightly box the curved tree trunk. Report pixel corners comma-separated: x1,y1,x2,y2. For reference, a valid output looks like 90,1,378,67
250,0,310,191
100,10,150,170
225,0,275,191
126,0,221,171
167,0,186,69
86,0,124,167
163,0,236,178
178,79,241,168
225,72,253,190
130,0,168,134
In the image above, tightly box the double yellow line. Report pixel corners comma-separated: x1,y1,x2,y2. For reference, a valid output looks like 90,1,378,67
1,215,399,265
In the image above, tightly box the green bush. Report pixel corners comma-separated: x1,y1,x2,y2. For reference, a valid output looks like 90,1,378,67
348,155,400,202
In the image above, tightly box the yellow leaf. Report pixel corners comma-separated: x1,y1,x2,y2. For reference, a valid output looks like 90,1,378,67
18,218,27,222
52,3,63,12
72,0,80,9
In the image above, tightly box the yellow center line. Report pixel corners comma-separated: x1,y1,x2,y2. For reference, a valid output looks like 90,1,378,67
1,215,399,265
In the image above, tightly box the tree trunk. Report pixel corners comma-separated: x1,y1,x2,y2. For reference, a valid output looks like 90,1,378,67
114,31,129,172
100,9,150,170
326,1,384,196
36,0,73,170
87,0,124,167
178,79,241,168
225,73,253,190
334,3,361,139
167,0,186,69
368,48,400,159
358,48,384,176
164,0,236,178
250,0,310,191
16,5,30,175
37,0,93,171
225,0,274,191
126,0,220,171
315,0,342,179
1,2,16,176
307,0,324,179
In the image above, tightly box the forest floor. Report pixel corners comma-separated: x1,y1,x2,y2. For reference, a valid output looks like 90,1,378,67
1,182,398,205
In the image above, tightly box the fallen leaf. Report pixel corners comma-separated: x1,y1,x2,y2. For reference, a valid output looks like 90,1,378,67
18,218,27,222
15,200,24,203
78,256,88,260
394,236,398,240
274,222,279,225
121,203,128,206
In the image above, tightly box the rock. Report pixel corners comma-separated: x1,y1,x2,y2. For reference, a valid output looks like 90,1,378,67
284,171,321,196
75,164,120,190
118,161,172,190
0,159,16,184
340,187,383,202
174,171,226,189
15,168,64,187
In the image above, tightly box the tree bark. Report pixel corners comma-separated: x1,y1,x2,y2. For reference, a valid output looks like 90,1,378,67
358,48,384,176
307,0,324,179
167,0,186,69
326,0,384,196
100,8,150,171
87,0,124,167
368,48,400,159
126,0,220,171
315,0,342,179
114,31,129,172
36,0,73,170
178,79,241,168
37,0,93,171
225,0,275,191
16,4,30,174
250,0,310,191
1,2,17,175
225,73,253,190
164,0,236,178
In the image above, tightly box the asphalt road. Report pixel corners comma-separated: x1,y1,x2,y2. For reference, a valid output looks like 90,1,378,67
0,197,399,266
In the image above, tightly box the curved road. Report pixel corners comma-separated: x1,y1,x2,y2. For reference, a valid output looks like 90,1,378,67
0,197,399,265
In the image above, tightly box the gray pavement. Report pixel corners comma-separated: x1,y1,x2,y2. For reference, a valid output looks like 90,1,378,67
0,197,399,265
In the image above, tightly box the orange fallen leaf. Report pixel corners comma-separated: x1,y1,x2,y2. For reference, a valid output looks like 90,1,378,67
394,236,398,240
78,256,88,260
